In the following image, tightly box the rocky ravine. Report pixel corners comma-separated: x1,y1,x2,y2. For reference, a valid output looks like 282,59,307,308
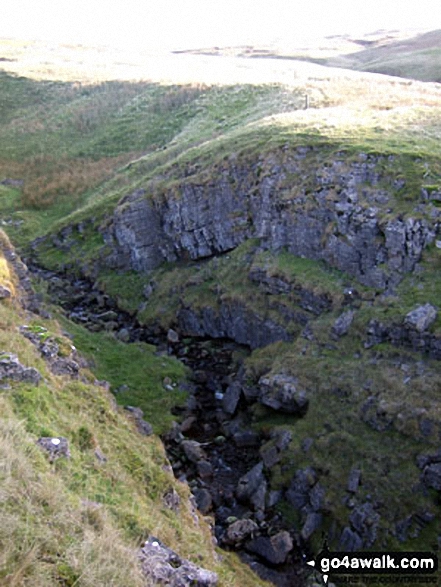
29,263,312,587
30,146,441,580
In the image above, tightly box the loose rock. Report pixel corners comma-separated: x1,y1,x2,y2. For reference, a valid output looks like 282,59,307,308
404,304,437,333
37,437,70,462
246,531,293,565
139,536,218,586
258,374,308,415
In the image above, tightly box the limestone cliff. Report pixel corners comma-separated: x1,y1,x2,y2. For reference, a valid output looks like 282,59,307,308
101,148,440,290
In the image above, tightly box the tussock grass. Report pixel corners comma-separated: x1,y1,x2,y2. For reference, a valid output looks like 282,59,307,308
0,397,146,587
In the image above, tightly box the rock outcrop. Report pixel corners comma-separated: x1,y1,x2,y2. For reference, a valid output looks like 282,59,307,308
177,301,292,349
365,308,441,359
139,536,218,586
258,374,308,414
101,151,439,290
0,352,42,386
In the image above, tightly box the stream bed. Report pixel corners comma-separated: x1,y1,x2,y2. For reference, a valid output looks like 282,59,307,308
29,262,311,587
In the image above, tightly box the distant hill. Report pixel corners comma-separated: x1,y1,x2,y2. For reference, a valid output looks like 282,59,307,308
175,29,441,83
330,29,441,82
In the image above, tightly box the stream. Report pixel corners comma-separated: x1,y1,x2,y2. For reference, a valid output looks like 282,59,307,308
28,262,310,587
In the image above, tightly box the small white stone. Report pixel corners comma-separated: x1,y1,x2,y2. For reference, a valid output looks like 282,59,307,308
51,438,61,446
436,240,441,249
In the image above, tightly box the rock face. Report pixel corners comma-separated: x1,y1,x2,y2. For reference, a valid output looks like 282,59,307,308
139,536,218,586
365,315,441,359
177,301,292,349
102,151,439,290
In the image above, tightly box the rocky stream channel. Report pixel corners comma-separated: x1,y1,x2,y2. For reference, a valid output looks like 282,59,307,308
28,262,315,587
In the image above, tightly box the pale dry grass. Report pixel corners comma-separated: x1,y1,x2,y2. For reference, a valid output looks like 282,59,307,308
0,155,136,209
0,400,146,587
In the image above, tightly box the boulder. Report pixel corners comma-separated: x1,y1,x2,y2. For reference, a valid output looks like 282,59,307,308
167,328,180,344
37,437,70,462
222,382,242,415
224,518,258,546
404,304,437,333
50,357,80,378
301,512,323,540
194,488,213,514
258,374,308,415
349,502,380,548
347,468,361,493
339,527,363,552
260,443,280,469
246,531,293,565
181,440,207,463
332,310,355,338
236,462,267,511
117,328,131,342
233,430,261,448
139,536,218,586
285,467,318,512
422,463,441,491
0,353,41,385
260,429,292,469
197,460,213,480
0,285,11,299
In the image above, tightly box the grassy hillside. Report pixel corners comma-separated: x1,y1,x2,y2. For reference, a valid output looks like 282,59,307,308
0,49,440,251
327,29,441,82
1,37,441,584
0,231,272,586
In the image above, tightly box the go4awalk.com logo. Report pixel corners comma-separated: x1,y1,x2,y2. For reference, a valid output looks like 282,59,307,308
306,547,439,585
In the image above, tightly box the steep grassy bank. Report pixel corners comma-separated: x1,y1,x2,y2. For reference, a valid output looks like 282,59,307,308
0,233,273,586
